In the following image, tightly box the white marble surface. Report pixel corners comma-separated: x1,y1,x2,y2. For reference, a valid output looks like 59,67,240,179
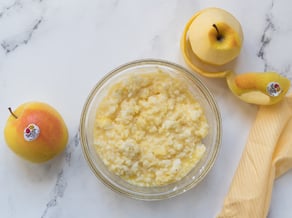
0,0,292,217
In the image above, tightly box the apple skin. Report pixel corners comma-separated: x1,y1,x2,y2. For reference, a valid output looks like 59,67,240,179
188,7,243,66
4,102,68,163
227,72,291,105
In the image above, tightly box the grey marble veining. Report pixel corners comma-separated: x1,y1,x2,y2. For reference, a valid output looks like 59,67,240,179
2,18,43,54
257,12,275,67
40,133,80,218
257,0,292,83
0,0,45,55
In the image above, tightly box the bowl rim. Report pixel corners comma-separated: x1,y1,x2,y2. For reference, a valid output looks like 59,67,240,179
80,58,222,200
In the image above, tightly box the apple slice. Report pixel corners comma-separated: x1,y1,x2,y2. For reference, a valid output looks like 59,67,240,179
226,72,291,105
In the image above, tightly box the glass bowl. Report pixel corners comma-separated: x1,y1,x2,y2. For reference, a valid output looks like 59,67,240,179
80,59,221,200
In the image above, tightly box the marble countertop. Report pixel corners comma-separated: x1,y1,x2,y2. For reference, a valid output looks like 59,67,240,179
1,0,292,217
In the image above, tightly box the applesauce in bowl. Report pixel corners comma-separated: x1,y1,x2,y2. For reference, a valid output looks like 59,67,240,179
80,59,221,200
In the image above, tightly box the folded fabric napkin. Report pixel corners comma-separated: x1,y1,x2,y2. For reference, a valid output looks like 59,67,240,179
217,93,292,218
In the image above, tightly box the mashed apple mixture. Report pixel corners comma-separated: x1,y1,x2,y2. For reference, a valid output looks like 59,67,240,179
94,71,208,187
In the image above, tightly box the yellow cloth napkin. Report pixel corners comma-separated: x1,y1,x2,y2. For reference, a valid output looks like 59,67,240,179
217,93,292,218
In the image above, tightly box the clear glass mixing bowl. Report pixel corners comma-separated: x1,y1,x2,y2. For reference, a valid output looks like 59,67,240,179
80,59,221,200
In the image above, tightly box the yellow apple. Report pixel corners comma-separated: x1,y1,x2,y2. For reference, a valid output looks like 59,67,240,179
187,7,243,66
4,102,68,163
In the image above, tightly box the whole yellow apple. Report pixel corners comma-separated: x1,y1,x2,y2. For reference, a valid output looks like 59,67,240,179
187,7,243,66
4,102,68,163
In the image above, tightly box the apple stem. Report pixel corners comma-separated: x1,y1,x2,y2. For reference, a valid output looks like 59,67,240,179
8,107,18,119
212,24,223,41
